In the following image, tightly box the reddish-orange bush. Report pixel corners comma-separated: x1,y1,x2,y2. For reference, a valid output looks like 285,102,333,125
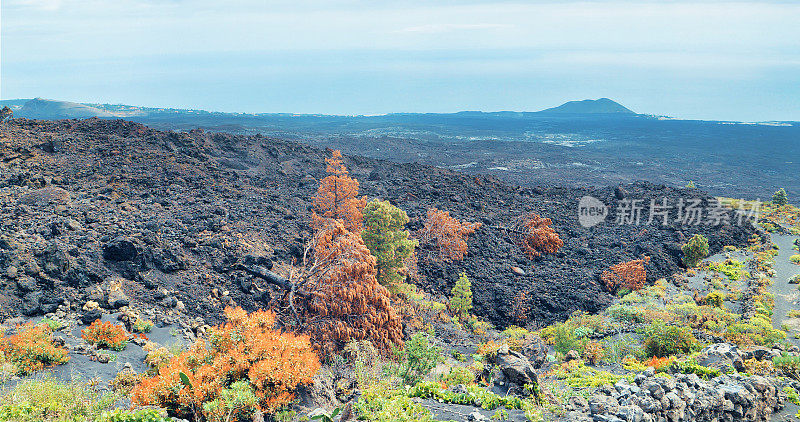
82,320,129,351
131,307,319,420
0,323,70,375
512,213,563,258
302,220,404,355
313,150,366,232
601,256,651,293
420,207,481,261
644,356,674,371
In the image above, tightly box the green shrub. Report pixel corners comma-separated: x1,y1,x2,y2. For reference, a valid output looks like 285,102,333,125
133,319,154,334
407,382,523,410
200,380,258,421
355,387,432,422
760,222,778,233
673,359,720,379
774,354,800,380
783,386,800,405
449,273,473,318
708,259,745,280
790,255,800,265
391,332,442,385
773,188,789,206
682,234,709,268
501,326,529,340
362,199,418,286
551,323,581,355
96,409,176,422
551,361,630,388
641,320,698,358
607,305,645,323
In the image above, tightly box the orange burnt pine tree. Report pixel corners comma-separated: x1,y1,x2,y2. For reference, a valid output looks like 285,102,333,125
301,220,404,355
313,150,367,232
601,256,651,293
420,207,481,261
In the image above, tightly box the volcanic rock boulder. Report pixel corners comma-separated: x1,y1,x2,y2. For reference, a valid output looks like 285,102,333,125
103,237,139,262
488,348,539,388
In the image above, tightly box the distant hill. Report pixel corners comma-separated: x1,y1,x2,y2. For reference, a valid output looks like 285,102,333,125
0,99,32,110
539,98,635,114
15,98,117,119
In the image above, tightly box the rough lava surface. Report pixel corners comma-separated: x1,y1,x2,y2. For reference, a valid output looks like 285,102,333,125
0,118,755,328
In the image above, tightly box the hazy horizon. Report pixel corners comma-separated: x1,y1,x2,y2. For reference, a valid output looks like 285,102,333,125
2,1,799,121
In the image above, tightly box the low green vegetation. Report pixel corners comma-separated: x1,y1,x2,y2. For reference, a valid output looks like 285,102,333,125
774,354,800,380
707,259,745,280
550,361,631,388
0,376,176,422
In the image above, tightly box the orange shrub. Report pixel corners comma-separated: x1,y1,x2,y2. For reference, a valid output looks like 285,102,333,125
0,323,70,375
420,207,481,261
513,213,563,258
644,356,675,372
82,320,129,351
601,256,651,293
131,307,320,420
476,340,504,357
313,150,366,232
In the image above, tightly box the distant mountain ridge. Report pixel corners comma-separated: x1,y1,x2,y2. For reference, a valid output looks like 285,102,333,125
13,98,118,119
1,97,637,119
539,98,635,114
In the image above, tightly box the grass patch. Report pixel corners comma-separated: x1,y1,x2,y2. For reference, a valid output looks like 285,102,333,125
0,376,118,422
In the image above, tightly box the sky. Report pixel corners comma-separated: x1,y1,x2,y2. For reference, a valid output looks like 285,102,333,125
1,0,799,121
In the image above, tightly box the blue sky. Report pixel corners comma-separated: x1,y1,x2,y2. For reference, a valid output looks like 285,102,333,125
2,0,799,121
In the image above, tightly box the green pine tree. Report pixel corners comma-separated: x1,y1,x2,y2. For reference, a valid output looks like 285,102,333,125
361,199,418,286
773,188,789,206
449,273,473,318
